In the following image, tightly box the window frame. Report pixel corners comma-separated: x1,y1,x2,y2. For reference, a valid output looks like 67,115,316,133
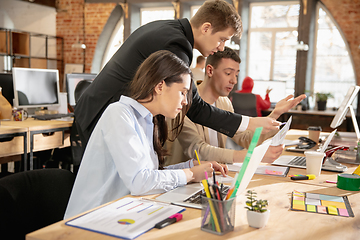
311,2,356,96
246,1,299,80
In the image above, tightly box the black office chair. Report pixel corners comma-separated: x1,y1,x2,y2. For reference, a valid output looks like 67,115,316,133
0,169,75,240
74,80,92,104
70,79,93,175
231,92,258,117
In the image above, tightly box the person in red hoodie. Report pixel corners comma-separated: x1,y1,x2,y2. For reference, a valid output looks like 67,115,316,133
236,76,272,116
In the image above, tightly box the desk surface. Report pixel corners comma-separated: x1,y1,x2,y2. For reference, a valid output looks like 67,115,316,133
1,118,72,131
26,130,360,240
0,124,28,135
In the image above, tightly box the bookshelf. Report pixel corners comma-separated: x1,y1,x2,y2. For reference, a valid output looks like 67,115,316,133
0,28,63,75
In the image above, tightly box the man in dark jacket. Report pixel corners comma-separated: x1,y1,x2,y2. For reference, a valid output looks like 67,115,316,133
75,0,302,150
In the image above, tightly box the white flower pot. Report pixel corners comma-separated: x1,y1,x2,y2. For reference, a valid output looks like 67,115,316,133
246,209,270,228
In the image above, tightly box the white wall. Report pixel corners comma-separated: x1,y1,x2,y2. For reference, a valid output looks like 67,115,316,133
0,0,57,72
0,0,56,35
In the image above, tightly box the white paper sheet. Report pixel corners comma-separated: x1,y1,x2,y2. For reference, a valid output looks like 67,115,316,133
66,197,185,239
227,163,289,177
235,140,271,196
271,116,292,146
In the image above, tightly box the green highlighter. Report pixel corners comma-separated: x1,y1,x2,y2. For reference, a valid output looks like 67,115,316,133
229,127,263,199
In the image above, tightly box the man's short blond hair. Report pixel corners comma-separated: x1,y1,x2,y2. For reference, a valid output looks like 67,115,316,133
190,0,243,38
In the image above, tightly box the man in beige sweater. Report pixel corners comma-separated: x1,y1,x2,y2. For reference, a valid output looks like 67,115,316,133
165,47,305,165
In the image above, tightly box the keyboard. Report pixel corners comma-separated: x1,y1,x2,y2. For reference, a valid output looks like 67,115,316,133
288,156,306,167
184,184,230,204
32,113,74,120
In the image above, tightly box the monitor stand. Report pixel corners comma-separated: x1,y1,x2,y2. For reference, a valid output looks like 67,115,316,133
23,107,37,117
348,105,360,141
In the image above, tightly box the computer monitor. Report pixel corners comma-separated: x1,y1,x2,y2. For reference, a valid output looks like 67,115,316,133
0,73,14,106
330,85,360,140
251,80,288,103
12,67,60,111
65,73,97,106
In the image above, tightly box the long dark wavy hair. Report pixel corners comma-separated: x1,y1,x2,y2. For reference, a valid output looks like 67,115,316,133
130,50,193,169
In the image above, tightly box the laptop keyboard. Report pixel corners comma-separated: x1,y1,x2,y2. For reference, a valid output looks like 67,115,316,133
184,185,230,204
288,156,306,166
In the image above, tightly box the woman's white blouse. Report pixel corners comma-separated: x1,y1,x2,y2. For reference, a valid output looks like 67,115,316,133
64,96,192,219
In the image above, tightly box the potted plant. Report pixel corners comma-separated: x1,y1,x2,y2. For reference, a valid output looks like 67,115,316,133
245,190,270,228
316,92,333,111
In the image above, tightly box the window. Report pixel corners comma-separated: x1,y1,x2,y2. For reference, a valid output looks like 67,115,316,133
247,2,300,98
101,17,124,69
312,4,356,109
140,7,174,26
191,5,200,17
190,5,202,68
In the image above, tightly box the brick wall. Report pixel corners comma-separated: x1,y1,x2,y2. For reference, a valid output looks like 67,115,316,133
321,0,360,84
56,0,115,73
56,0,360,84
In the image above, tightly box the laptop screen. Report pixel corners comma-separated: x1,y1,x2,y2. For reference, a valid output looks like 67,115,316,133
319,129,337,153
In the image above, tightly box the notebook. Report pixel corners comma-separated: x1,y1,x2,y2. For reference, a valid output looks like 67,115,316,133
156,139,271,209
272,130,347,172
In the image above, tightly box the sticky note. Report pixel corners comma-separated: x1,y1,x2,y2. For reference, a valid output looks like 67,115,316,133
319,195,344,202
293,200,304,206
293,196,305,201
338,208,349,217
317,205,327,214
293,191,305,197
265,169,282,175
293,204,306,211
327,206,338,215
306,205,316,212
306,193,320,199
305,198,321,206
321,200,346,209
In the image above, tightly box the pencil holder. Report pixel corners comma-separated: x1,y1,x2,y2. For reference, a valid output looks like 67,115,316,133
200,196,236,235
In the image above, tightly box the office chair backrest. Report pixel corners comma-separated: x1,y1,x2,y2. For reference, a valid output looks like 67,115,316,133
231,92,258,117
70,79,92,174
0,169,75,240
74,79,92,104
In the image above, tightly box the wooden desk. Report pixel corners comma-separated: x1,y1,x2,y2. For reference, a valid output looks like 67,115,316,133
26,130,360,239
1,119,72,170
0,124,28,172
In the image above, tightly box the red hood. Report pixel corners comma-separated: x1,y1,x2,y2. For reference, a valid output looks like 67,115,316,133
240,76,254,93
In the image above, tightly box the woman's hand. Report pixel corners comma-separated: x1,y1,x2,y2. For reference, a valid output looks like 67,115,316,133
189,161,228,182
261,145,284,163
189,162,214,182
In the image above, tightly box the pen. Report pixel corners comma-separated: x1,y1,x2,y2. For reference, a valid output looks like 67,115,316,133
195,150,201,165
290,174,316,180
154,213,183,229
213,169,216,186
280,122,286,126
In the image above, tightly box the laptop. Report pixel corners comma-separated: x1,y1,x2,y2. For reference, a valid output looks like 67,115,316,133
156,139,271,209
272,130,347,172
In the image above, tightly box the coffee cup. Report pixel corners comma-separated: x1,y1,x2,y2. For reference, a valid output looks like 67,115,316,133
307,126,321,143
12,109,28,121
305,150,325,176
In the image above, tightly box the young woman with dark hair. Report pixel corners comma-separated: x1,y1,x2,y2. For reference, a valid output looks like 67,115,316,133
64,50,228,219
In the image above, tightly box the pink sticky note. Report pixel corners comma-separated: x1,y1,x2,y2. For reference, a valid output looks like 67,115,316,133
317,205,327,214
338,208,349,217
265,169,282,175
